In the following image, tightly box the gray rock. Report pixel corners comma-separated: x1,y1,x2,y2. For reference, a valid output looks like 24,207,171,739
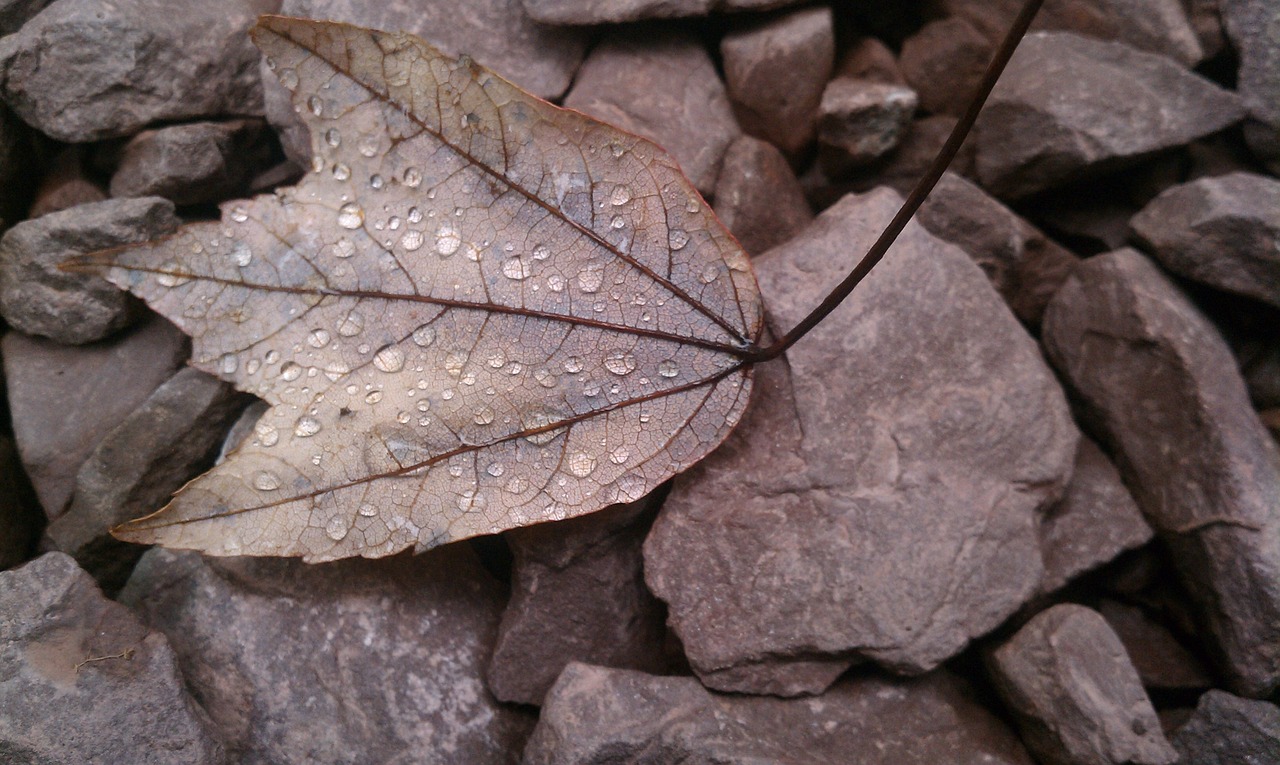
29,146,107,219
0,196,179,344
721,6,833,157
1221,0,1280,172
0,0,276,142
110,120,270,206
1130,172,1280,309
525,663,1034,765
1038,436,1153,593
644,188,1078,695
1097,599,1212,691
0,552,227,764
817,78,917,174
487,498,667,706
1043,248,1280,697
45,368,246,591
712,135,812,257
0,0,54,35
975,32,1243,199
520,0,806,24
564,32,740,196
119,546,533,764
1170,689,1280,764
990,604,1177,765
0,434,39,569
3,314,189,518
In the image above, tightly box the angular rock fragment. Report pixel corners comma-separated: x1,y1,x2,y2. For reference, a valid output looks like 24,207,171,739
721,6,833,157
1221,0,1280,171
1097,599,1212,692
899,16,995,117
836,36,906,85
989,603,1178,765
1170,689,1280,764
0,196,179,344
525,663,1034,765
713,136,812,256
565,32,739,196
120,546,533,764
645,188,1078,695
110,120,270,206
0,434,39,569
867,114,976,195
1043,248,1280,697
974,32,1243,199
487,499,667,706
0,552,227,764
521,0,807,24
3,314,189,517
1130,172,1280,309
29,146,107,219
817,78,917,174
0,0,274,142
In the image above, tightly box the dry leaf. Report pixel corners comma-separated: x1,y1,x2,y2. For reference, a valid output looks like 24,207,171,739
76,16,762,561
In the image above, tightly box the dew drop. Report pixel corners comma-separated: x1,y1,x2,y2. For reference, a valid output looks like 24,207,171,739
441,388,455,401
325,516,348,541
280,361,302,381
156,261,189,288
229,207,249,223
333,238,356,258
504,476,529,494
403,166,423,187
307,328,331,348
534,368,557,388
373,345,405,373
407,206,423,223
668,229,690,250
411,325,437,347
336,311,364,337
567,452,597,477
255,421,279,447
578,268,603,293
324,361,350,381
474,406,495,425
532,243,551,260
358,503,378,517
369,174,385,190
699,265,719,284
486,351,506,368
230,243,252,267
400,230,424,251
357,136,378,157
604,351,636,376
365,390,383,404
324,128,341,147
265,350,281,364
294,415,322,438
658,359,679,378
564,356,583,374
463,243,481,262
278,69,299,90
458,490,486,512
253,471,281,491
610,215,626,229
486,462,505,477
617,473,646,501
337,202,364,229
547,273,566,292
610,185,632,206
435,225,461,256
331,163,351,181
218,353,238,375
609,445,630,464
502,257,531,280
307,95,324,116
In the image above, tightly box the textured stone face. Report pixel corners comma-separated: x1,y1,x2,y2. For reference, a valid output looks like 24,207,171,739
1170,689,1280,764
109,120,270,206
1221,0,1280,171
713,136,813,257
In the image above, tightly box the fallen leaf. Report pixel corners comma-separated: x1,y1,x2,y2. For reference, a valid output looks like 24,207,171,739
73,16,762,561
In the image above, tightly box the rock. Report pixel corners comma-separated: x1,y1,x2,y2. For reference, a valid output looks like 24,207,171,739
864,114,977,195
1170,689,1280,764
0,0,276,142
264,0,586,164
1097,599,1212,691
713,136,812,256
0,196,180,344
3,314,189,518
521,0,807,24
720,6,833,157
0,434,40,569
817,78,917,174
988,603,1178,765
525,663,1034,765
29,145,107,219
644,188,1078,695
836,36,906,85
487,499,667,706
1038,436,1153,593
45,368,246,592
1221,0,1280,172
564,32,739,196
110,120,270,206
119,546,533,764
1130,172,1280,310
916,171,1080,326
1042,248,1280,697
899,16,995,117
974,32,1243,200
1037,191,1141,254
0,0,55,35
1185,0,1227,59
0,552,227,764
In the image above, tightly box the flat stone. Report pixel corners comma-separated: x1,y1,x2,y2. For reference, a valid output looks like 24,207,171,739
1097,599,1212,691
0,434,40,569
1130,171,1280,310
989,603,1178,765
0,552,227,764
29,146,107,219
712,135,812,256
1170,689,1280,764
119,546,533,764
974,32,1243,200
0,0,276,142
487,498,667,706
45,368,246,592
1221,0,1280,172
916,171,1080,326
817,78,917,175
1043,248,1280,697
644,188,1078,695
3,314,189,518
0,196,179,344
1038,436,1153,593
899,16,995,118
565,32,740,196
521,0,807,24
110,120,270,206
525,663,1034,765
721,6,833,157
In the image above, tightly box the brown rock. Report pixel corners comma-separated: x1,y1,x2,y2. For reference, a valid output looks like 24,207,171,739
817,78,917,175
110,120,271,206
900,16,995,117
28,146,107,219
836,36,907,86
1097,599,1213,691
1170,689,1280,764
1221,0,1280,172
712,136,812,256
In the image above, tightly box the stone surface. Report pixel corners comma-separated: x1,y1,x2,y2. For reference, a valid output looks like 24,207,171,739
0,434,39,569
713,135,812,256
521,0,807,24
1170,689,1280,764
974,32,1243,199
1043,248,1280,697
0,552,227,764
487,499,667,706
836,36,906,85
120,546,532,764
110,120,270,206
0,0,54,35
900,16,995,118
721,6,833,157
45,368,246,591
644,188,1078,695
866,114,976,195
1221,0,1280,171
0,196,179,344
29,146,107,219
565,32,739,196
3,314,189,518
1130,172,1280,309
817,78,917,175
1097,599,1212,691
1038,436,1153,593
989,603,1178,765
916,171,1080,326
525,663,1034,765
0,0,276,142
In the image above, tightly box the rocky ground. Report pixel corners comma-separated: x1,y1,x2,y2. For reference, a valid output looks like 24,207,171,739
1,0,1279,763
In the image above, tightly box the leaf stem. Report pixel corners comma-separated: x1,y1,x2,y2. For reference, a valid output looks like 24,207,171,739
748,0,1046,364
